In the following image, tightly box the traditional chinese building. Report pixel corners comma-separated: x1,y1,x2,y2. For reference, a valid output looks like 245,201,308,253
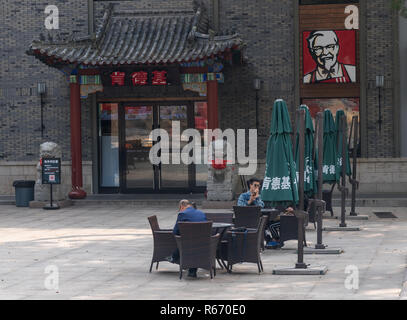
25,2,243,196
0,0,406,197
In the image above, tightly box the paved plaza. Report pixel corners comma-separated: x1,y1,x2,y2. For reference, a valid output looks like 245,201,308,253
0,204,406,300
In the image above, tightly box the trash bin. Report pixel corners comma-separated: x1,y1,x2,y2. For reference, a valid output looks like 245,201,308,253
13,180,35,207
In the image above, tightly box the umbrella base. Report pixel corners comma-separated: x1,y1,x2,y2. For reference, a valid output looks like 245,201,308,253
302,247,343,254
347,215,369,220
43,203,60,210
273,265,328,275
323,226,361,232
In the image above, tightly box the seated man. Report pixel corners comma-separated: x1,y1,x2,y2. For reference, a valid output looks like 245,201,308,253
237,178,265,208
170,199,207,278
238,179,280,248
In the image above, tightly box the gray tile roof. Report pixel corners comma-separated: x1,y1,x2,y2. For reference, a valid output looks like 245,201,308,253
27,4,243,67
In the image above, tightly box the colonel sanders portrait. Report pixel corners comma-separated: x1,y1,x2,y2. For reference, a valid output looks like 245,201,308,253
303,30,356,84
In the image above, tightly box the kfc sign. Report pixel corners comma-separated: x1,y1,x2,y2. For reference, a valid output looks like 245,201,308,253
303,30,356,84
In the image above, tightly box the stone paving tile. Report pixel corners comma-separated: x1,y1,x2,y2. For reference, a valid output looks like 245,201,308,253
0,205,405,299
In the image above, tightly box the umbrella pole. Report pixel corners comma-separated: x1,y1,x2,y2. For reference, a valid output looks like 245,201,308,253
339,115,348,228
315,112,326,249
295,109,307,269
304,113,343,254
349,116,359,216
298,110,305,211
292,111,297,155
324,113,361,232
272,105,327,275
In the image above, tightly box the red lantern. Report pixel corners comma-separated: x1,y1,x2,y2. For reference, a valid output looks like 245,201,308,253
211,159,228,170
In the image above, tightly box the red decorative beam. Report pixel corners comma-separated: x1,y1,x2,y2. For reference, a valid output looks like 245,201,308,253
68,76,87,199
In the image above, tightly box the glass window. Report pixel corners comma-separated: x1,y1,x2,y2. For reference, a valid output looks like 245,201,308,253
302,98,360,154
99,103,120,187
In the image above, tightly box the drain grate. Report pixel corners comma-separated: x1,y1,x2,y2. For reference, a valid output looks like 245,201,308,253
373,212,398,219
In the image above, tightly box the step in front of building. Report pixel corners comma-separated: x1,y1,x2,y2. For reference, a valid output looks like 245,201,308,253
1,194,406,207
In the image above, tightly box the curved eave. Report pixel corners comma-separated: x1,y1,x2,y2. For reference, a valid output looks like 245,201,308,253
27,41,243,68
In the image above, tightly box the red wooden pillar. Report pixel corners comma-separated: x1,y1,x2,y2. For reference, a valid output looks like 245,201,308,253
207,80,219,130
68,75,87,199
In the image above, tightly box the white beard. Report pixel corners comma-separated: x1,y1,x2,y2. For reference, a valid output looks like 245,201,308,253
322,57,336,72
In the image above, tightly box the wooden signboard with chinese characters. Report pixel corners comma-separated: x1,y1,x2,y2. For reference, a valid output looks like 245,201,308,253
101,66,180,87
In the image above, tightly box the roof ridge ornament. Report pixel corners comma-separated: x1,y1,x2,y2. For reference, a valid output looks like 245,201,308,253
188,1,203,42
95,3,116,44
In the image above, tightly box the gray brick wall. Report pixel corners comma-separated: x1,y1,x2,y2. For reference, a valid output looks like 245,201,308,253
365,0,397,157
0,0,399,163
0,0,89,161
216,0,295,158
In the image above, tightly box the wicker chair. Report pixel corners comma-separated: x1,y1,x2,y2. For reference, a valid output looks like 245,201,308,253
279,215,307,247
323,183,336,216
307,201,318,229
233,206,262,228
205,212,234,224
147,215,177,273
233,206,265,250
205,213,234,269
225,215,268,274
175,221,220,279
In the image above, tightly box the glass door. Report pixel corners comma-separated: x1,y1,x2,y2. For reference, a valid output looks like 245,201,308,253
98,101,208,193
123,105,155,191
158,105,190,190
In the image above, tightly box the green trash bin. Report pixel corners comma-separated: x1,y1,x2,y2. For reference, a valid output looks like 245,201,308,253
13,180,35,207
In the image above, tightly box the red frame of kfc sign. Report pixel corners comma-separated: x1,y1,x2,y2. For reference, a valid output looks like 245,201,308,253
303,30,356,84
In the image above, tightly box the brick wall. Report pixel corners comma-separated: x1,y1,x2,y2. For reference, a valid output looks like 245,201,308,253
217,0,295,157
0,0,89,161
365,0,397,157
0,0,403,195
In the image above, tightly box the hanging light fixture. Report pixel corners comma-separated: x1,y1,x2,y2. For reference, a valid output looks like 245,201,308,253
253,78,262,131
37,82,46,138
375,75,384,132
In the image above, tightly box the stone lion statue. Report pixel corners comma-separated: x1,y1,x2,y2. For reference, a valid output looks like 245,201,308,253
206,139,238,201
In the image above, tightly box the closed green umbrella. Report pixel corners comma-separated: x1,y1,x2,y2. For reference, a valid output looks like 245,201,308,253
261,99,299,207
294,105,316,197
335,110,352,181
322,109,338,184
